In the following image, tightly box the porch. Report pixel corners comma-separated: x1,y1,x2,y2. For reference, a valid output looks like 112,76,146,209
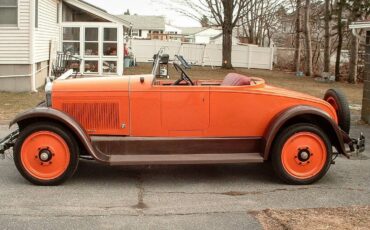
58,0,130,76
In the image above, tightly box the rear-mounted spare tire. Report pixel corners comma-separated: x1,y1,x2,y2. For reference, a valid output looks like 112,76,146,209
324,89,351,134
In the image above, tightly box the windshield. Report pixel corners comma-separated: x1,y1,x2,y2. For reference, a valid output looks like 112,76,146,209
151,47,165,77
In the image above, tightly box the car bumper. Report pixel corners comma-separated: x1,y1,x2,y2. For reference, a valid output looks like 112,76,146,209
0,129,19,159
342,131,365,157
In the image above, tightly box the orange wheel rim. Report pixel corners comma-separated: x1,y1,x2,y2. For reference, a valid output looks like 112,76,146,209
326,96,338,111
21,131,70,180
281,132,327,179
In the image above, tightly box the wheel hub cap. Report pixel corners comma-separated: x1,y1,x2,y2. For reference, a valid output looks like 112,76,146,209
298,148,310,162
39,149,52,162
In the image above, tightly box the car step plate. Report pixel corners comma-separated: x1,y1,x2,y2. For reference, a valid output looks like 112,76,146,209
109,153,264,165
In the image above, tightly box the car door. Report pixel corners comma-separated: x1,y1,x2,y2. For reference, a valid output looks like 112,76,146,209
159,85,210,136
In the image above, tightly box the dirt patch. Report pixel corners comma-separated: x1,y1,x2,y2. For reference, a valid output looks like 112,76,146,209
253,206,370,230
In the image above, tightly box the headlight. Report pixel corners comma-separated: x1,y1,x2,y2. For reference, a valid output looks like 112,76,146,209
45,80,53,107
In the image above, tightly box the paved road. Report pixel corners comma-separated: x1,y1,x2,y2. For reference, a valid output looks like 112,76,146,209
0,124,369,229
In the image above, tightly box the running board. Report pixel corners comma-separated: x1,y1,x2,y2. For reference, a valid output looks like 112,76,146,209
109,153,264,165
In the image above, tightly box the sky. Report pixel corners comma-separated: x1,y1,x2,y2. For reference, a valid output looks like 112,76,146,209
84,0,200,27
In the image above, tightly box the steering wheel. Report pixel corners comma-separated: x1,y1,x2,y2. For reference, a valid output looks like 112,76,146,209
172,63,194,85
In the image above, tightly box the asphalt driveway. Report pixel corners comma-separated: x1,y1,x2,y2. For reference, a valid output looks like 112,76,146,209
0,124,369,229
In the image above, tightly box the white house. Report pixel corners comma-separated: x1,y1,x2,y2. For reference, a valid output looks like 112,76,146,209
117,15,165,39
0,0,130,92
165,24,182,34
192,28,223,44
177,27,238,44
209,33,239,45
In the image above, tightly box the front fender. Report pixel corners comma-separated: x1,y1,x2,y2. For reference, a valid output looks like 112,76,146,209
10,107,109,163
263,105,346,160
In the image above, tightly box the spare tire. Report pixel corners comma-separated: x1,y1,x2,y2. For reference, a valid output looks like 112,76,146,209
324,89,351,134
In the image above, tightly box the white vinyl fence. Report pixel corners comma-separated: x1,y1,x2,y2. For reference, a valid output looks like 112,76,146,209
131,40,273,70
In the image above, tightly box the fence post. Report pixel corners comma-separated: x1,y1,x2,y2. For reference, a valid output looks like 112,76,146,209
269,45,274,70
247,46,251,69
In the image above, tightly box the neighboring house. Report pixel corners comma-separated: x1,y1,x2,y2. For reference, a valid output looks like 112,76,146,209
164,24,181,35
178,27,206,42
0,0,130,92
180,27,239,45
0,0,59,92
192,28,222,44
209,33,239,45
117,15,165,39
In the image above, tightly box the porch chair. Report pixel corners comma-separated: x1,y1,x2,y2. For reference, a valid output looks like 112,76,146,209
52,52,82,79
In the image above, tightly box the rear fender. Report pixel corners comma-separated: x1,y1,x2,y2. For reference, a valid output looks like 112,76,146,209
263,105,346,160
10,107,109,163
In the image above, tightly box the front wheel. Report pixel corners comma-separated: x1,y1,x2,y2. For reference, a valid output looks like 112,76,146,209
13,122,79,185
271,123,332,185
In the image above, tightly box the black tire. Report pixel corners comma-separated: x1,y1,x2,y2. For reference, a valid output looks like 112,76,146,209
324,89,351,133
271,123,332,185
13,122,79,185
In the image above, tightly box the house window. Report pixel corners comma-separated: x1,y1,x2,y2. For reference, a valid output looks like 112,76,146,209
63,27,80,55
103,61,117,74
85,28,99,56
131,29,139,37
103,28,117,56
84,60,99,73
0,0,18,27
35,0,38,28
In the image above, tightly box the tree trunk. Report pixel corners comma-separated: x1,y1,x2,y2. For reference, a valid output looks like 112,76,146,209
304,0,313,76
335,0,344,81
222,28,233,69
294,0,302,73
324,0,331,72
222,0,233,69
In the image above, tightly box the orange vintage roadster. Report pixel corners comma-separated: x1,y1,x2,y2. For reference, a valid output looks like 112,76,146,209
0,51,365,185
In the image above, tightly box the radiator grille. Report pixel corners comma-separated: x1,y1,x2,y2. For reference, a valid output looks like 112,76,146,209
62,102,120,131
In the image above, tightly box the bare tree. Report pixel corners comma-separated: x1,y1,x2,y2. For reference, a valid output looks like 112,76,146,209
200,15,210,27
238,0,281,46
294,0,302,73
167,0,251,69
334,0,345,81
323,0,331,72
304,0,313,76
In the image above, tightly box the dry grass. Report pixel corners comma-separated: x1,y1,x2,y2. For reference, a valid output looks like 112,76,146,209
0,91,44,123
254,206,370,230
0,64,363,123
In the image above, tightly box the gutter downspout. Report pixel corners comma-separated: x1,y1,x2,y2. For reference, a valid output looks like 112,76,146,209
29,0,37,92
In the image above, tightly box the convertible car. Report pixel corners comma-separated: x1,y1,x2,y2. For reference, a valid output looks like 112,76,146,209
0,51,365,185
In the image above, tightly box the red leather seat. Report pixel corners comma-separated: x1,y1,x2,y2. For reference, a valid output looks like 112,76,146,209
221,73,251,86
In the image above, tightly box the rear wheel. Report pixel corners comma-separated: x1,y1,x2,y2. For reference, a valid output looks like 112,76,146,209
272,123,332,185
324,89,351,134
13,122,79,185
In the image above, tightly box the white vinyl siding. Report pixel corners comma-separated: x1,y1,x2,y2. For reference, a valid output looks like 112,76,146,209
0,0,30,64
34,0,59,63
